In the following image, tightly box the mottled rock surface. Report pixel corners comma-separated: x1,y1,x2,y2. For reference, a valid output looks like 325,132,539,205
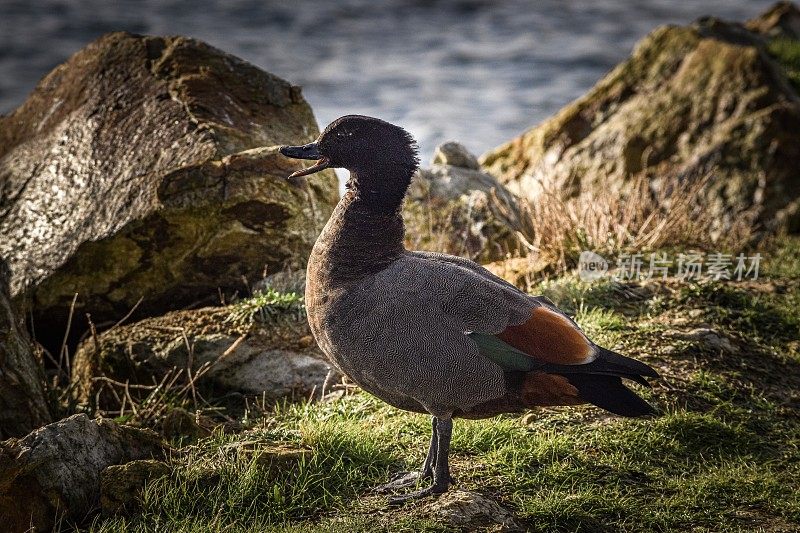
0,414,166,532
0,32,338,345
480,9,800,235
100,459,170,516
0,259,51,439
424,490,524,531
432,141,480,170
746,1,800,39
71,303,335,407
405,142,532,262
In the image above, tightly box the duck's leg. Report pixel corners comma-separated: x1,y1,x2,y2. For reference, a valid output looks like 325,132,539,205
388,417,455,505
421,416,439,477
374,417,437,493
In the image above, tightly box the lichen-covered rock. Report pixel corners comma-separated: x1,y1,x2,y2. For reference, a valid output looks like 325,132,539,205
480,8,800,236
423,490,524,531
71,302,337,408
0,259,51,439
404,142,533,262
0,32,338,347
167,440,312,504
226,440,313,471
0,414,166,532
100,459,170,516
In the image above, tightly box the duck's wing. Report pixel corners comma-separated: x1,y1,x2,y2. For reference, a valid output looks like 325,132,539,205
395,251,536,334
397,252,594,362
410,250,557,308
400,252,658,416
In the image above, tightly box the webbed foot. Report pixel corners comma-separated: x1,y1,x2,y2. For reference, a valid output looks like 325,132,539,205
387,480,451,506
373,470,432,494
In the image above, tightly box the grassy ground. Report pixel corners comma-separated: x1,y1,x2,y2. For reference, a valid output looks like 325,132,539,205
88,239,800,532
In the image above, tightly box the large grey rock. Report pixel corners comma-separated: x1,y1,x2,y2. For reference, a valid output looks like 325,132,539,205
0,259,51,439
481,8,800,236
0,32,338,346
0,414,166,532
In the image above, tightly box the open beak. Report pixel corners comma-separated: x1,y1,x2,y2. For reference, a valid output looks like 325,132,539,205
279,142,331,178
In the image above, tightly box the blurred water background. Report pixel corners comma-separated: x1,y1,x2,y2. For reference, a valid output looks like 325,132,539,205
0,0,776,162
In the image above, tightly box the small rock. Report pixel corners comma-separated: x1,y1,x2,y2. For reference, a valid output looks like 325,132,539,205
321,389,347,402
0,414,167,531
672,327,738,354
252,445,313,471
215,440,312,475
432,141,480,169
100,459,170,516
425,490,524,531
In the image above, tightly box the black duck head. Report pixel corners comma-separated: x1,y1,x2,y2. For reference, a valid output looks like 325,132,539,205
280,115,419,180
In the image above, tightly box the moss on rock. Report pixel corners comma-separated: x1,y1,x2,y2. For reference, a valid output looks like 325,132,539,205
480,9,800,237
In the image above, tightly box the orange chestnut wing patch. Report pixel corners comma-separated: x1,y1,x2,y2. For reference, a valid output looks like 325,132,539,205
497,306,595,365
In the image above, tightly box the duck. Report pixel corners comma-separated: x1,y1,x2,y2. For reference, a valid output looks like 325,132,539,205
280,115,658,504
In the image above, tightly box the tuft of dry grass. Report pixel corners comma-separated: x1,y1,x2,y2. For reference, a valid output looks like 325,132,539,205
513,174,758,273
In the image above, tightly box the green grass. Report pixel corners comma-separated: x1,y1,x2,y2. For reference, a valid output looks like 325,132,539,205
227,288,305,326
88,240,800,532
768,37,800,93
762,235,800,280
92,391,800,532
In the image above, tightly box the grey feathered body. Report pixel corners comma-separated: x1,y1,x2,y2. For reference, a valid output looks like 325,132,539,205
295,115,657,432
306,192,538,418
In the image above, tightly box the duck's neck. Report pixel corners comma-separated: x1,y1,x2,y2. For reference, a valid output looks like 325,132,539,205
311,167,412,284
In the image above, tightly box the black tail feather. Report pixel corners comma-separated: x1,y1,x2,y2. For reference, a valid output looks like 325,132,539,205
539,347,659,388
564,373,656,417
593,347,659,379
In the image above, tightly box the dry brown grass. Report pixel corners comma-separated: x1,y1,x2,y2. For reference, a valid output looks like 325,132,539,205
512,174,759,273
406,172,760,277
